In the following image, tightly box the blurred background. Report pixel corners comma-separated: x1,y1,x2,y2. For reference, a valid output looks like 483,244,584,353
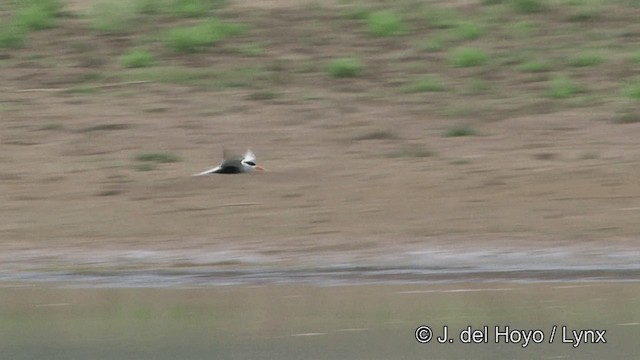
1,0,640,358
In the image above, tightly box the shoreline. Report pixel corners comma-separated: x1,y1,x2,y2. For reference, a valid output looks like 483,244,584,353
2,242,639,287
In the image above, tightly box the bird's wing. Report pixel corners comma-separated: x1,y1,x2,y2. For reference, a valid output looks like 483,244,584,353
192,149,243,176
243,149,256,162
219,148,245,167
192,166,222,176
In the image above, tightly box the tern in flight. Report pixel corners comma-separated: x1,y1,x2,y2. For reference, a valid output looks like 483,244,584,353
193,149,265,175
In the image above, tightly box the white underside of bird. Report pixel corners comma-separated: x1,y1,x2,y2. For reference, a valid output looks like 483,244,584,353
193,149,265,175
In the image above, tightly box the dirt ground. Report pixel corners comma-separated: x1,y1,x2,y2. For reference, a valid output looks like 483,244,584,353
1,0,640,274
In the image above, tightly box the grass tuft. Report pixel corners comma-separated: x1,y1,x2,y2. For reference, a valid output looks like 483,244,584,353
452,21,484,41
405,76,445,92
449,47,488,67
16,4,57,31
355,130,396,140
568,54,603,67
134,163,158,171
81,124,131,132
624,81,640,100
171,0,213,17
547,75,580,98
444,125,476,137
120,49,155,68
365,11,408,37
134,152,181,163
327,57,363,78
22,0,61,14
165,18,245,53
0,21,27,49
511,0,544,13
612,112,640,124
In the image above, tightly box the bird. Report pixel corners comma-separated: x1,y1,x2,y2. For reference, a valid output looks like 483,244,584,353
193,149,265,175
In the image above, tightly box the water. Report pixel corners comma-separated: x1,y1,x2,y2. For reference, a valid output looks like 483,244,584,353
1,282,639,359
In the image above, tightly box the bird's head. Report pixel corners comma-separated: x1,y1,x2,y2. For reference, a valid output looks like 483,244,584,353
242,149,265,172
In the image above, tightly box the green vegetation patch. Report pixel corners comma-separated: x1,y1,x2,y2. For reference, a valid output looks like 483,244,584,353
444,125,476,137
365,10,409,37
405,76,445,92
0,21,26,49
134,152,182,163
448,47,488,67
354,130,396,140
547,75,581,98
165,18,245,53
120,49,155,68
327,57,363,78
171,0,214,17
16,3,57,31
568,54,603,67
81,124,131,132
452,21,484,41
613,112,640,124
624,81,640,100
511,0,545,13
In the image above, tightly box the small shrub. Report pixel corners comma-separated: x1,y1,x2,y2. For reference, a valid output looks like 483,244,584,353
21,0,61,15
405,76,445,92
511,0,544,13
165,19,245,53
452,21,484,41
449,47,488,67
355,130,396,140
327,57,363,78
613,112,640,124
547,75,580,98
366,11,408,37
518,60,551,72
444,125,476,137
624,81,640,100
0,21,26,49
120,49,155,68
134,163,158,171
134,152,181,163
508,21,537,38
171,0,213,17
568,54,603,67
16,4,56,30
81,124,131,132
631,51,640,63
567,7,601,22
